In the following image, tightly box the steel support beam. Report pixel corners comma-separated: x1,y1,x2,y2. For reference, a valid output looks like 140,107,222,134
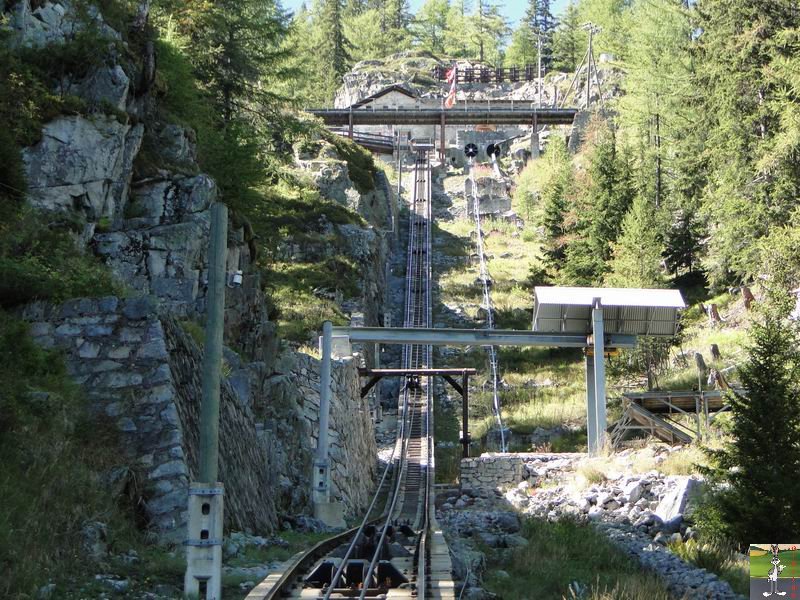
358,368,478,377
315,321,333,504
585,351,597,454
592,299,607,453
360,375,383,399
440,112,446,162
441,375,463,396
462,370,470,458
308,108,578,127
332,326,636,348
348,108,353,139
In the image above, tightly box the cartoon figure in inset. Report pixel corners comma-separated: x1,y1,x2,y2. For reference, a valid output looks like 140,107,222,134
763,544,786,597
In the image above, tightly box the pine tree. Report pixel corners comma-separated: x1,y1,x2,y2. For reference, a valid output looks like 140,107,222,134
188,0,291,124
539,136,573,272
345,0,368,15
444,0,472,57
620,0,694,209
576,0,633,59
472,0,509,64
413,0,450,55
605,195,665,288
587,125,635,264
504,23,537,67
663,200,703,277
695,0,800,288
318,0,351,100
701,301,800,545
389,0,409,30
551,1,580,72
524,0,556,69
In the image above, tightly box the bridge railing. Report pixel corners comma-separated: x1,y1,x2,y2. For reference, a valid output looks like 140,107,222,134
329,127,394,144
432,65,539,84
312,101,562,113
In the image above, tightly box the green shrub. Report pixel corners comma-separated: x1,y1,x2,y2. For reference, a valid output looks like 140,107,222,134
0,128,27,218
0,210,121,307
324,132,378,194
0,312,133,597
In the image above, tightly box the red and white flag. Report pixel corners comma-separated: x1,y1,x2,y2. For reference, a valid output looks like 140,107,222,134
444,64,457,109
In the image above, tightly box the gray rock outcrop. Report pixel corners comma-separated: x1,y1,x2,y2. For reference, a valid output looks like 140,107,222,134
7,0,120,49
22,296,378,540
12,0,386,543
23,115,143,222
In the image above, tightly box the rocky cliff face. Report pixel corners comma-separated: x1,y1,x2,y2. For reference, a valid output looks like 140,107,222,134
336,53,624,106
9,0,383,541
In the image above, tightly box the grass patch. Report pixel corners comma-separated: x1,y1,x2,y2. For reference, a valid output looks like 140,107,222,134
0,209,121,308
658,445,706,476
576,464,608,487
668,539,749,596
228,530,331,567
270,286,350,344
0,312,136,598
484,518,672,599
323,132,378,194
179,319,205,347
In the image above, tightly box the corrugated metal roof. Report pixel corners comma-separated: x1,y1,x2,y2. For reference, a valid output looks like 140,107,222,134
532,287,686,337
534,287,685,308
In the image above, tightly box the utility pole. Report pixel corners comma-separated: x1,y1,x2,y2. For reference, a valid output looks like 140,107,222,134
537,33,543,109
185,202,228,600
582,22,601,109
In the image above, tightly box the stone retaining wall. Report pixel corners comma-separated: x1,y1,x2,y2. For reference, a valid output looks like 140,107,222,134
460,452,585,489
259,352,377,518
23,296,377,541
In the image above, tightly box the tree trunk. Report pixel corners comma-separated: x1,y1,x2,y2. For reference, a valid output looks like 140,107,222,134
655,111,661,208
708,303,723,324
695,352,707,376
742,286,755,310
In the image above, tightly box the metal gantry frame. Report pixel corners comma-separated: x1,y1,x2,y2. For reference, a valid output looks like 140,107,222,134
358,367,478,458
311,312,635,501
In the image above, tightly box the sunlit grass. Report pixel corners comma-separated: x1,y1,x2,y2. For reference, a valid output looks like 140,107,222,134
483,518,673,600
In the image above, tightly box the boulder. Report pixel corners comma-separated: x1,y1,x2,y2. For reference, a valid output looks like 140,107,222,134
8,0,120,49
157,124,197,166
492,512,520,534
70,64,130,110
23,116,143,222
623,480,644,504
655,477,701,523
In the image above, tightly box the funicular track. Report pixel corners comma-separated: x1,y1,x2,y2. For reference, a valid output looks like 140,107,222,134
249,153,439,600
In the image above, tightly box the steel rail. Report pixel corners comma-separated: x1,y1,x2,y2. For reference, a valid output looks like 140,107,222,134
250,155,436,600
416,158,434,600
468,162,507,452
359,153,432,599
321,398,404,598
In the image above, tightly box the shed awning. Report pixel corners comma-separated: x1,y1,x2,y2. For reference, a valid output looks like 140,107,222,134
532,286,686,337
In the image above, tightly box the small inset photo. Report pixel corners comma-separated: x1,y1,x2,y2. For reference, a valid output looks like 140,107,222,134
750,544,798,598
